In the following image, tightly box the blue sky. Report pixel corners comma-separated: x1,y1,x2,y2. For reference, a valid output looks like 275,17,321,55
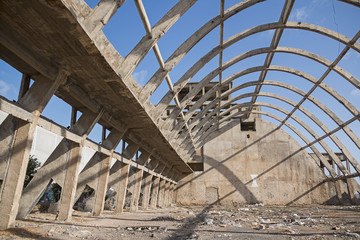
0,0,360,178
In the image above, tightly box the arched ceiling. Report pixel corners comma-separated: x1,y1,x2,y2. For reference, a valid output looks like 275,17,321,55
94,0,360,176
0,0,359,176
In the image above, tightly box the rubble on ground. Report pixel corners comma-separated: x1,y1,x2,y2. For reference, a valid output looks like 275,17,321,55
1,205,359,240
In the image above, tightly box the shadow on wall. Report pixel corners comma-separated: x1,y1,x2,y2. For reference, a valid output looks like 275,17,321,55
177,119,340,206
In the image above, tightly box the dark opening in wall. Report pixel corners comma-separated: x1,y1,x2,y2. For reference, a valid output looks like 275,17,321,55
241,121,256,131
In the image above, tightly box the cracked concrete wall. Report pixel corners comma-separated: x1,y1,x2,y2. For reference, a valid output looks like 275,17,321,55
176,118,337,206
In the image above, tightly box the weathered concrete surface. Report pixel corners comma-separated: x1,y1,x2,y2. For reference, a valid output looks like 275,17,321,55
0,0,192,173
176,118,336,206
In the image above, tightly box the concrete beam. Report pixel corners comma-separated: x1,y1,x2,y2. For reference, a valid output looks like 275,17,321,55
84,0,126,34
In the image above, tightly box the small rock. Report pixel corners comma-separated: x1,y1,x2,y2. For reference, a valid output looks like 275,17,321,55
204,217,213,225
345,232,360,238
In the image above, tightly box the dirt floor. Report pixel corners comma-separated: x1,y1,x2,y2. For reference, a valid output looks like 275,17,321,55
1,205,359,240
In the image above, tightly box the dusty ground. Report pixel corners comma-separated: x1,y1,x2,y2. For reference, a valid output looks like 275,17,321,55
1,205,359,239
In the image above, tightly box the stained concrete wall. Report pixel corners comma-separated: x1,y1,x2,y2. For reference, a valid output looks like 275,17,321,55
176,118,338,206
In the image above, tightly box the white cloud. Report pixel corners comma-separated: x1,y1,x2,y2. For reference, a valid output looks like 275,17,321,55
132,70,148,86
260,29,275,39
290,7,308,21
0,80,10,95
350,89,360,97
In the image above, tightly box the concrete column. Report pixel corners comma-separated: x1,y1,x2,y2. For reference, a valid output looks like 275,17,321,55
114,162,130,213
170,183,176,205
91,129,124,216
334,180,344,204
57,141,82,221
0,70,69,229
164,181,171,207
73,129,126,206
129,151,151,212
18,110,103,219
57,109,104,221
0,119,37,229
149,176,160,209
346,179,356,205
141,173,153,209
129,168,143,212
157,179,166,208
173,183,177,204
92,153,111,216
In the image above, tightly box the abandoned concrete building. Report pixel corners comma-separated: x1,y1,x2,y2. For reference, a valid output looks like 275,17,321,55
0,0,360,238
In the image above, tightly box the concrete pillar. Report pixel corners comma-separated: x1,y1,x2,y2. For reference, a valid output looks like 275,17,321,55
0,119,37,229
173,183,178,204
334,180,344,204
73,129,127,206
92,153,111,216
149,176,160,209
141,173,153,209
57,109,104,221
170,183,176,205
129,151,151,212
157,179,166,208
91,129,124,216
0,70,69,229
167,182,173,206
57,141,82,221
346,179,356,205
129,169,143,212
164,181,171,207
18,110,103,219
114,162,130,213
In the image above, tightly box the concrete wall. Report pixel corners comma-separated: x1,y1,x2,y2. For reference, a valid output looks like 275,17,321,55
176,118,338,206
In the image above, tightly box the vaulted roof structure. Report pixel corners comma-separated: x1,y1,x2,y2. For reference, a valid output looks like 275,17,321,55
0,0,360,228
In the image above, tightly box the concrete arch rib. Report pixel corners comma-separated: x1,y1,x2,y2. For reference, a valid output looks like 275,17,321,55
168,66,360,151
198,108,338,178
186,78,360,155
154,46,360,122
164,63,358,137
140,19,360,104
138,0,265,102
118,0,197,83
339,0,360,7
190,88,360,175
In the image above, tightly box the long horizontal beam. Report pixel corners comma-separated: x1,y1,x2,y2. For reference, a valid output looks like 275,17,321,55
0,97,176,184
